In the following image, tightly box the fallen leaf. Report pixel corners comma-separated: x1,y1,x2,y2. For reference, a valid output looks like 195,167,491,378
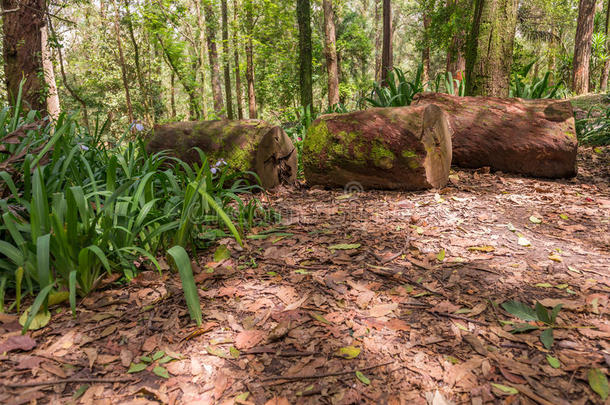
18,308,51,330
491,383,519,395
588,368,609,400
127,362,147,373
529,216,542,224
467,245,495,252
152,366,169,378
235,329,265,350
517,237,531,247
355,371,370,385
0,334,37,353
337,346,361,359
328,243,361,250
368,302,398,317
264,398,290,405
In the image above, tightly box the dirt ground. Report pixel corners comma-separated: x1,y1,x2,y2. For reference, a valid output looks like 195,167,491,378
0,146,608,405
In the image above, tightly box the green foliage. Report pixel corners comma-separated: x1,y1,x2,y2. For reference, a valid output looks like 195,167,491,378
575,104,610,145
0,92,261,329
509,60,567,99
501,300,563,349
431,72,466,96
365,66,425,107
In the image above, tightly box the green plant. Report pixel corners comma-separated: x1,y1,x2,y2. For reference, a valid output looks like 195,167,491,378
501,300,563,349
576,106,610,145
364,65,424,107
431,72,466,96
0,84,263,330
509,60,567,99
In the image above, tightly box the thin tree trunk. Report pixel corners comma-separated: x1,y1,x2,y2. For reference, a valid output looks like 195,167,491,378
110,0,134,124
245,1,257,118
221,0,234,119
204,2,226,116
421,10,431,87
374,0,382,82
465,0,518,97
2,0,46,111
445,0,466,82
572,0,595,94
297,0,313,110
194,0,208,119
233,0,244,119
47,14,89,130
322,0,340,108
380,0,392,86
170,71,176,119
124,0,152,124
40,23,60,120
600,0,610,91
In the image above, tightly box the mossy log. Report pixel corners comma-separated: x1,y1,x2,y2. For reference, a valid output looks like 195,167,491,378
413,93,578,178
302,105,452,190
146,120,297,189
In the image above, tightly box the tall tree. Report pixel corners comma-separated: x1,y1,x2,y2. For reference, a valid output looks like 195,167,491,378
374,0,382,82
297,0,313,109
601,0,610,91
380,0,392,86
465,0,518,97
233,0,244,119
245,0,257,118
421,8,431,86
204,1,226,116
445,0,466,80
40,18,60,120
572,0,595,94
110,0,134,124
322,0,340,108
194,0,208,119
2,0,46,111
221,0,234,119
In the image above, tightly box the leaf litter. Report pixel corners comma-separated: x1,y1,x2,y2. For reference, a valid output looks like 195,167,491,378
0,146,608,404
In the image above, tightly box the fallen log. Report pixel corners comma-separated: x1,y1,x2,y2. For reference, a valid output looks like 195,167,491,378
302,104,452,190
146,120,297,189
412,93,577,178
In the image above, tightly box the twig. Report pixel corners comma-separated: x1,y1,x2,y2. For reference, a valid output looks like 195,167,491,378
2,377,134,388
261,360,393,382
429,311,489,326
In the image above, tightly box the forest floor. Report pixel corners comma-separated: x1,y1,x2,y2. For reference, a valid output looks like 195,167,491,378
0,146,609,405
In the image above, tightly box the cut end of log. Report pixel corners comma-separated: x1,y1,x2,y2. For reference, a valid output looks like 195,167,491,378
420,105,452,189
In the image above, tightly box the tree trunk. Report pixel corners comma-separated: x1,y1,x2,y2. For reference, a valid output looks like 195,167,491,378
147,120,297,189
233,0,244,119
322,0,340,108
601,0,610,91
2,0,46,111
302,104,452,190
194,0,208,119
110,0,134,124
204,2,226,116
465,0,518,97
47,15,89,130
170,71,176,119
297,0,313,109
221,0,234,119
445,0,466,82
245,0,257,118
380,0,392,86
40,23,60,120
421,10,431,87
413,93,577,178
374,0,382,82
572,0,595,94
124,0,152,124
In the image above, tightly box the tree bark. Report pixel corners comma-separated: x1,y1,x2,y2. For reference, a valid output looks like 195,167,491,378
380,0,393,86
302,104,452,190
465,0,518,97
413,93,577,178
297,0,313,109
245,0,257,118
601,0,610,91
170,71,176,119
110,0,134,124
221,0,234,119
40,23,60,120
194,0,208,119
233,0,244,119
2,0,46,111
445,0,466,81
421,10,431,87
322,0,340,108
204,2,226,116
147,120,297,189
374,0,382,82
572,0,595,94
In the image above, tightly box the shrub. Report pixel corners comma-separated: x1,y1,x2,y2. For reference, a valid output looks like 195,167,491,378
509,60,567,99
364,65,424,107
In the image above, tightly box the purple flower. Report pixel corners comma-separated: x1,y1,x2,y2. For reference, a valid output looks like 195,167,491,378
297,137,302,141
210,167,218,174
79,144,89,151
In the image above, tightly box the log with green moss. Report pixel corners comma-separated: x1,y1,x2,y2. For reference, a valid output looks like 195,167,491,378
302,104,452,190
412,93,578,178
146,120,297,189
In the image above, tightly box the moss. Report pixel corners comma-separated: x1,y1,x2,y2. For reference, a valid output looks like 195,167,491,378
305,121,332,156
401,150,416,158
227,137,257,171
371,142,395,169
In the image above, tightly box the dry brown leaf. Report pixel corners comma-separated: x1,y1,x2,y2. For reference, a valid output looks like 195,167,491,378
83,347,98,368
0,334,36,353
264,398,291,405
235,329,265,350
368,302,398,317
